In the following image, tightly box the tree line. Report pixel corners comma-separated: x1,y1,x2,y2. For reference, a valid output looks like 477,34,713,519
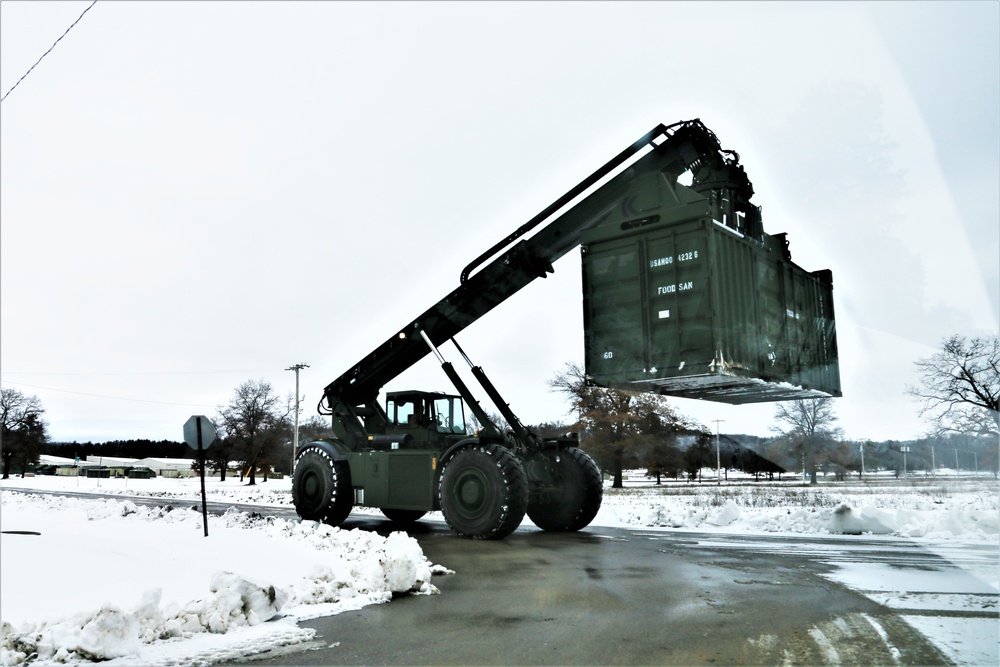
3,333,997,482
0,380,312,481
45,439,191,460
546,333,998,485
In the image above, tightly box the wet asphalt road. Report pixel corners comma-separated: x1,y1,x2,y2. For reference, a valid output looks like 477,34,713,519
228,515,959,666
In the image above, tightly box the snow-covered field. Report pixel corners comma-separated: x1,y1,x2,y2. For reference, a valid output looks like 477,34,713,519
606,472,1000,540
1,471,997,666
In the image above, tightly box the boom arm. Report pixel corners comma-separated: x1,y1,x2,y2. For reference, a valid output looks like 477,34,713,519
319,119,757,441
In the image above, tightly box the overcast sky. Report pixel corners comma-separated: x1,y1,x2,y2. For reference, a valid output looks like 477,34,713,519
2,1,997,444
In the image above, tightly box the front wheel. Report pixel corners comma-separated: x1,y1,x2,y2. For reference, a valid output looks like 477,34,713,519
292,446,353,527
439,444,527,540
526,447,603,532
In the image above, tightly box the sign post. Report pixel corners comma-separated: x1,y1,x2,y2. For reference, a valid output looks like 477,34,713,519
183,415,217,537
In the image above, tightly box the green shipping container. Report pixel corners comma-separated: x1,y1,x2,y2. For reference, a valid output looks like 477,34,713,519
581,216,841,404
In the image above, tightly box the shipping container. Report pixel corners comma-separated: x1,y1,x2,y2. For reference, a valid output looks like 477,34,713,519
581,213,840,404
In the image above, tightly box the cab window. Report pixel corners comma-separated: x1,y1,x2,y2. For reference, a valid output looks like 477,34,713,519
389,397,417,427
433,396,466,434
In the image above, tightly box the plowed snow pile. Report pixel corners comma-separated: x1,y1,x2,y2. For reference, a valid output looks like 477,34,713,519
0,492,450,666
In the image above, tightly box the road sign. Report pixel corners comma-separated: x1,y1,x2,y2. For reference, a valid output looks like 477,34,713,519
183,415,216,449
183,415,215,537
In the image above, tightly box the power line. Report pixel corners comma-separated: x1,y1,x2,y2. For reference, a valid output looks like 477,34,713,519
2,381,217,408
2,370,276,377
2,0,99,103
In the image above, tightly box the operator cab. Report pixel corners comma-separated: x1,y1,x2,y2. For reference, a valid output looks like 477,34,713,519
386,391,466,435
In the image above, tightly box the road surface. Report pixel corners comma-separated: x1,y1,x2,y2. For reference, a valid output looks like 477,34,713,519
228,514,995,666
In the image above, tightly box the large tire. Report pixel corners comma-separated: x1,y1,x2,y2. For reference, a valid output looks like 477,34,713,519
439,444,527,540
526,447,603,532
381,508,427,524
292,446,353,527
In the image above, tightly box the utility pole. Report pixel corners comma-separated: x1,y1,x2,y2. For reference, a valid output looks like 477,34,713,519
286,363,309,476
859,441,865,478
713,419,725,486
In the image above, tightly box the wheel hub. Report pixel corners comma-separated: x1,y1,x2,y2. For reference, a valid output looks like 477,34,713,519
303,473,319,500
455,470,487,516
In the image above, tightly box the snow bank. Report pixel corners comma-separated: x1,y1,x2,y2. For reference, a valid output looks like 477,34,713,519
598,481,1000,541
0,492,450,666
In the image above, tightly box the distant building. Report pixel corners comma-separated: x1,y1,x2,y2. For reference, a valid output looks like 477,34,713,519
32,455,239,479
33,454,93,476
134,457,198,478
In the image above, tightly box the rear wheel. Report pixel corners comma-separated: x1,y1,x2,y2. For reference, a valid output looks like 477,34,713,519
381,508,427,524
439,444,527,539
292,446,353,527
526,447,603,532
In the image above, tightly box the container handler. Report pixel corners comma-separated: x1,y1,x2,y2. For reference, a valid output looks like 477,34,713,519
292,120,840,539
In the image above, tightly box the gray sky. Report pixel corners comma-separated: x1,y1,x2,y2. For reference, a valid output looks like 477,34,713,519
2,1,997,444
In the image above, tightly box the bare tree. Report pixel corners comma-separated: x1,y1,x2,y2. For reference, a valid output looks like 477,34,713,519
908,334,999,437
550,362,701,487
205,434,236,481
218,380,290,485
463,410,512,437
773,398,841,439
297,415,335,443
771,397,843,482
1,388,48,479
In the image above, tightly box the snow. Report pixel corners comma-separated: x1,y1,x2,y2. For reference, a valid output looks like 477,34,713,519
0,478,448,667
1,472,997,665
597,476,999,544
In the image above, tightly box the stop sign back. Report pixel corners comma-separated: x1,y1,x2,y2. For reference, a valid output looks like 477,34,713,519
183,415,216,449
